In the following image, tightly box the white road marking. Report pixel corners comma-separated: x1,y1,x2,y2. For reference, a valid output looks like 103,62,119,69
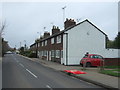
14,57,19,62
46,85,53,90
26,69,38,78
19,63,24,68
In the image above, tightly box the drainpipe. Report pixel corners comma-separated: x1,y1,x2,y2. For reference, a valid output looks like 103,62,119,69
36,42,38,58
64,33,68,65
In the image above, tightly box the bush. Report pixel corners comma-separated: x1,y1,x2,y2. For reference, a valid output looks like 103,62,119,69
28,52,36,58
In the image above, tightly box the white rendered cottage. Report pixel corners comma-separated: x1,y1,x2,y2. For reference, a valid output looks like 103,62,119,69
61,19,108,65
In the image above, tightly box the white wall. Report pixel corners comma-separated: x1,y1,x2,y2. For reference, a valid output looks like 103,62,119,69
61,34,67,65
104,49,119,58
66,21,107,65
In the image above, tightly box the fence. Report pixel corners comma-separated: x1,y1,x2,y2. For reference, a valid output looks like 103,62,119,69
104,58,120,66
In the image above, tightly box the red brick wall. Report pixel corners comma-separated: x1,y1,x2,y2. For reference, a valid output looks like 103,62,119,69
104,58,120,66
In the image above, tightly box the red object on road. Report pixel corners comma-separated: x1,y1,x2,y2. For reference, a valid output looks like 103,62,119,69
64,69,86,74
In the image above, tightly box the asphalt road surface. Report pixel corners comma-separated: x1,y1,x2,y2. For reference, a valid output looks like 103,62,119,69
2,54,106,89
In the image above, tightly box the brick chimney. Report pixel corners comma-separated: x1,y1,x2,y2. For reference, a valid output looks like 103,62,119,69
52,26,60,35
44,32,50,38
64,18,76,29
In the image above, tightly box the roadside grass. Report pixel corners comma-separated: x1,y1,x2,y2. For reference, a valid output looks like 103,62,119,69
103,66,120,69
99,66,120,77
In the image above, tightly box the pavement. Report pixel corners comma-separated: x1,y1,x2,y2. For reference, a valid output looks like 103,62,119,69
20,55,119,89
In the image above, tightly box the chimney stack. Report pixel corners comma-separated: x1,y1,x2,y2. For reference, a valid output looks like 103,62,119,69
44,32,50,38
64,18,76,29
52,26,60,35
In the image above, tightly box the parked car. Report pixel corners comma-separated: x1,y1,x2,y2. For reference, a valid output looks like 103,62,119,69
80,54,104,67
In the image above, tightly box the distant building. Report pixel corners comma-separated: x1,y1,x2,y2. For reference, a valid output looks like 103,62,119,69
30,18,119,65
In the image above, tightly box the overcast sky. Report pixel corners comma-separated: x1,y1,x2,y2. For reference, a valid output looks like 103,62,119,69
1,1,118,49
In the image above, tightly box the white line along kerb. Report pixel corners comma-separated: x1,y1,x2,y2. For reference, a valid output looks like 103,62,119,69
46,85,53,90
26,69,38,78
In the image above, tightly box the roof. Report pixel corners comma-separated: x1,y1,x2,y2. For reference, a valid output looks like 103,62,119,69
63,19,107,36
30,19,107,45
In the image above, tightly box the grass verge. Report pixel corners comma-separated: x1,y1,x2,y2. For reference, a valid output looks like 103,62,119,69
99,69,120,77
104,66,120,69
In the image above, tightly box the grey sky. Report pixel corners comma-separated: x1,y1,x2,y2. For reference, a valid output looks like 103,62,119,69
1,2,118,48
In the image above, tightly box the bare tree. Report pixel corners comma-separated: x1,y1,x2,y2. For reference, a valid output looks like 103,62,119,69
0,20,7,57
0,20,6,37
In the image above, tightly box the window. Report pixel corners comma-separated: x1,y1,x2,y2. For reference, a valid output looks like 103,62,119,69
43,51,47,56
45,40,47,46
51,38,54,44
38,43,40,47
42,41,44,46
57,35,61,43
90,55,103,59
56,50,60,58
41,51,44,56
83,55,88,58
51,50,54,57
39,51,42,57
61,50,63,58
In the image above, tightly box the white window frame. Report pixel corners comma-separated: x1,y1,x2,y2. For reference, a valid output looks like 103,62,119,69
41,51,43,56
42,41,44,46
57,35,61,43
61,50,63,58
45,40,47,46
51,38,54,44
51,50,54,57
43,50,47,56
56,50,60,58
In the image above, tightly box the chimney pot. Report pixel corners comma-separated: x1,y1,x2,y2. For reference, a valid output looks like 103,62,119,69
44,32,50,38
52,26,60,35
64,18,76,29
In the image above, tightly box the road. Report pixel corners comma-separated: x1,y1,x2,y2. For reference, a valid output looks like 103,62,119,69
2,54,106,89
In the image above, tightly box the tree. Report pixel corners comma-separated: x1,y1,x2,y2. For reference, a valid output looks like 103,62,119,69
107,38,114,48
0,20,6,36
113,32,120,49
0,20,7,57
107,32,120,49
